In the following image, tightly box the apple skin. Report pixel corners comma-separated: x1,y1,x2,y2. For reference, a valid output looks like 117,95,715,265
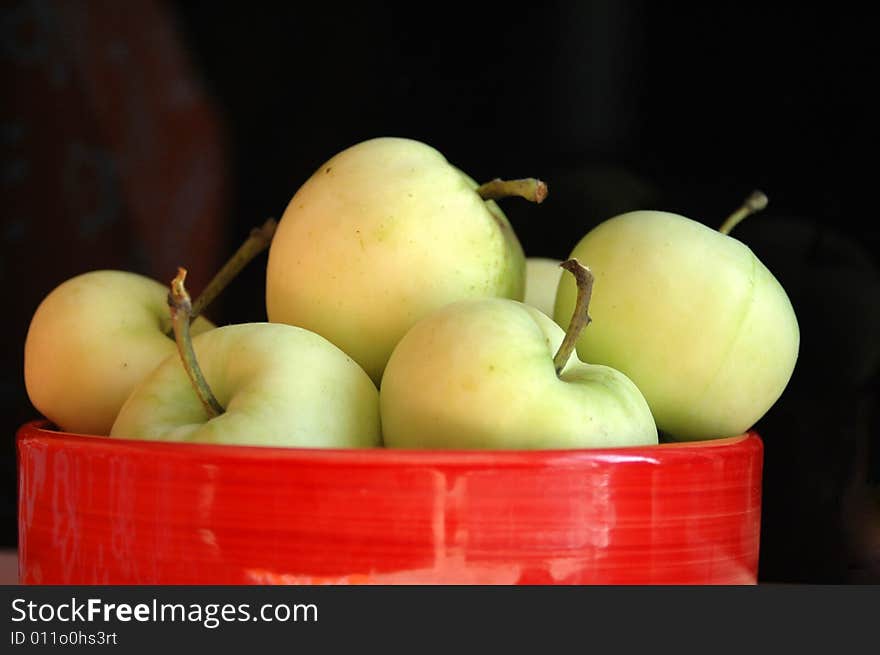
110,322,382,448
554,210,799,441
524,257,564,320
24,270,215,436
265,137,526,384
380,298,658,449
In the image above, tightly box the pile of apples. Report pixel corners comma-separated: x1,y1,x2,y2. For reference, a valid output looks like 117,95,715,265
23,137,799,450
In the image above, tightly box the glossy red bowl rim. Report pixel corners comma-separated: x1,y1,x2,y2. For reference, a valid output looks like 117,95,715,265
17,419,761,468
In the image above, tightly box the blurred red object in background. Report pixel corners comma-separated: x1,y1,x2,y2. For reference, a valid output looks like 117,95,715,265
1,0,230,546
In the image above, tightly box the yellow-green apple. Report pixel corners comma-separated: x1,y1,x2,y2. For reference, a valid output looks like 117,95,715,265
380,260,657,449
524,257,563,319
23,219,276,436
265,136,543,383
24,270,215,435
554,192,799,441
110,316,381,447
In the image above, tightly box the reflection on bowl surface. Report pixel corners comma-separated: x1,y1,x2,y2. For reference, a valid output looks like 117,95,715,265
17,420,763,585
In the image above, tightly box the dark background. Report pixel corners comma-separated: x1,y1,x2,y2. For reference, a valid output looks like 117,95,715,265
2,1,877,583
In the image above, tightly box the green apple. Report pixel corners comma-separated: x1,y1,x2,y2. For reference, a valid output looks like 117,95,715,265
380,260,658,449
111,322,380,447
554,192,800,441
524,257,563,319
24,219,276,436
265,136,540,384
24,270,215,435
110,272,380,447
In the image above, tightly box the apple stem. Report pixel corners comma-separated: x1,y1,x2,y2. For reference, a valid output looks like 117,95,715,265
168,268,225,419
189,217,278,321
553,259,594,376
718,190,768,235
476,178,548,204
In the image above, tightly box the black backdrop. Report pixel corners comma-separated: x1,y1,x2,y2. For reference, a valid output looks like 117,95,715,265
2,1,877,583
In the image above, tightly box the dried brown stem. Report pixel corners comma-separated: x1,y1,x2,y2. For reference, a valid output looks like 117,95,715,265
169,268,224,418
719,190,768,236
475,178,548,204
190,217,278,320
553,259,594,376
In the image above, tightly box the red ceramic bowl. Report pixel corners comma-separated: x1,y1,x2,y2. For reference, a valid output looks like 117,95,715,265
16,420,763,585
